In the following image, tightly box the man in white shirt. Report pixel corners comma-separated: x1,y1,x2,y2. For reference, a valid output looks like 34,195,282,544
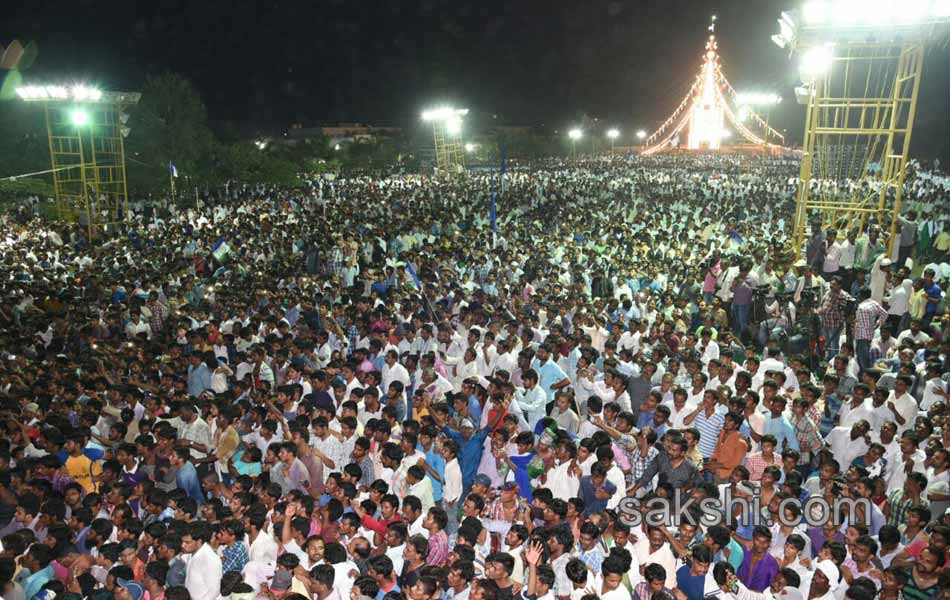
699,329,720,365
885,376,918,435
380,350,411,398
183,523,222,600
825,421,871,469
822,230,842,276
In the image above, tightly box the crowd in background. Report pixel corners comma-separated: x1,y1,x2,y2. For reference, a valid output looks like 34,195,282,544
0,153,948,600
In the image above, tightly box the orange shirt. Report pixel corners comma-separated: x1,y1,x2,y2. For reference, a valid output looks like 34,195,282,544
711,430,749,479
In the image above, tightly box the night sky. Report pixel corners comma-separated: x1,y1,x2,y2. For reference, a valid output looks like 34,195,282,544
3,0,950,158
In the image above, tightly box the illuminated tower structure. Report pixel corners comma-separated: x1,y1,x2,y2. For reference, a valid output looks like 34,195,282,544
642,18,785,155
687,36,726,150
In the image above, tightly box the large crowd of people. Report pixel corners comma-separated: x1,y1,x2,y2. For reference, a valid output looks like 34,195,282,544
0,152,948,600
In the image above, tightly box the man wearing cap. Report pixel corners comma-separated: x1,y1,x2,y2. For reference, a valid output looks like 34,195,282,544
117,578,146,600
806,560,839,600
870,255,892,304
437,407,505,500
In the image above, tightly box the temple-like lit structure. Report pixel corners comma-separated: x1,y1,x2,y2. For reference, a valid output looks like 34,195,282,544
642,19,785,155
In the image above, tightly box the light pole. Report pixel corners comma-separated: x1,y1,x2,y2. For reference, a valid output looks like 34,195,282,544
568,128,582,160
421,106,469,174
736,92,781,155
606,129,619,153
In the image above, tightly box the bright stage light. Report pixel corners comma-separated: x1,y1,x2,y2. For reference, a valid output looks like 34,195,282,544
736,92,782,106
738,106,750,122
606,128,620,140
897,0,931,22
72,85,102,102
721,130,732,139
464,143,476,153
804,1,829,24
935,0,950,17
334,144,341,151
16,84,102,102
800,44,834,81
568,129,583,140
421,107,469,122
445,118,462,136
69,108,90,127
636,130,647,140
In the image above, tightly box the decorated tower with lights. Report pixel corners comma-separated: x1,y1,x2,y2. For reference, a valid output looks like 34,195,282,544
642,16,785,155
687,34,726,150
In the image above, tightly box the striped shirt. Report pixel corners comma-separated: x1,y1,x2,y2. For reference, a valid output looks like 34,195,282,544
693,409,725,459
855,299,888,341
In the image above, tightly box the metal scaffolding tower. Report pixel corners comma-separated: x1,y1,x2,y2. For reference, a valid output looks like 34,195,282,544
17,85,140,240
773,5,950,256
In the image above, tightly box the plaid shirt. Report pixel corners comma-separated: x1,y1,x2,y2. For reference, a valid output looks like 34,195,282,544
426,529,449,566
632,446,660,487
148,300,167,334
886,489,927,529
745,451,782,481
855,299,888,341
221,541,249,573
818,290,852,329
578,545,604,575
790,413,823,464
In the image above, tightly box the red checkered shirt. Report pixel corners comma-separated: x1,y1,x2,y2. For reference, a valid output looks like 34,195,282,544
854,299,888,341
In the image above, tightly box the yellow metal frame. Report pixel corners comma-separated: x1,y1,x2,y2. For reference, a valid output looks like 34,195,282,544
431,121,465,175
40,100,133,240
793,42,925,256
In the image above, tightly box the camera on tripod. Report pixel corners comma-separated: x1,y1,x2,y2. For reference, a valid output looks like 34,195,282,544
799,288,817,310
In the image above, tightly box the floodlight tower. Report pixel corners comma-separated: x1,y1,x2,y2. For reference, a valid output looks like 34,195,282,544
421,107,468,175
16,84,140,240
773,2,950,256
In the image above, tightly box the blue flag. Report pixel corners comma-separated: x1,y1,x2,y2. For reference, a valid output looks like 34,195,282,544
406,261,422,289
169,161,178,178
490,158,497,235
500,145,507,195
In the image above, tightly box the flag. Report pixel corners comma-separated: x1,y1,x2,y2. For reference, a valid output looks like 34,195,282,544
406,261,422,289
500,144,508,195
212,238,231,262
490,158,497,237
169,161,178,178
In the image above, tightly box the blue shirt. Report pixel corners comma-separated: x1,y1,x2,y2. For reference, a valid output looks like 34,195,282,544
376,583,401,600
676,565,706,600
187,362,212,398
578,476,617,516
924,282,942,315
764,415,799,451
532,358,568,402
442,426,490,488
176,461,205,505
715,538,745,571
420,444,446,502
23,565,54,600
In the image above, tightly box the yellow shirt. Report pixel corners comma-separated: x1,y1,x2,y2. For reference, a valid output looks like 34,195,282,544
65,454,102,493
215,425,240,472
910,288,928,319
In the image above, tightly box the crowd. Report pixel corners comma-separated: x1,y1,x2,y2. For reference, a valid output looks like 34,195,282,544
0,152,948,600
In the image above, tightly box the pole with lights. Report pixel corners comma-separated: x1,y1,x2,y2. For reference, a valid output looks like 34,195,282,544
772,1,950,256
606,129,620,154
15,84,140,240
568,128,582,161
421,106,468,176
